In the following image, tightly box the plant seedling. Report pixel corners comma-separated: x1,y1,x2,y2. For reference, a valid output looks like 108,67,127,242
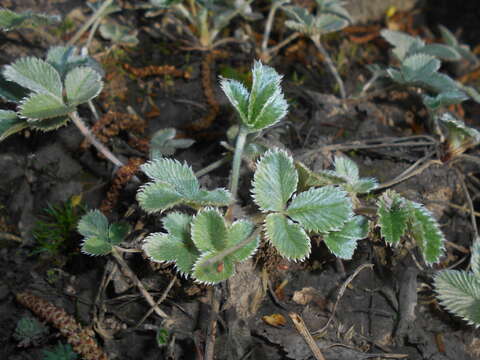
13,316,49,347
0,45,125,167
148,0,256,50
435,239,480,327
283,0,352,100
437,112,480,160
149,128,195,159
0,8,60,31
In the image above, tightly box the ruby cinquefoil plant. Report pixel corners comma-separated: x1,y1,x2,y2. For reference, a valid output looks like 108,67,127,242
78,61,447,284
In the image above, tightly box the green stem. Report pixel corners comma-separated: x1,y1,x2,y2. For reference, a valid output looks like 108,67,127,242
311,35,346,101
230,126,249,199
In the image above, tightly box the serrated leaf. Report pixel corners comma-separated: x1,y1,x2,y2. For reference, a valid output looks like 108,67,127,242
421,72,459,93
314,13,349,34
423,91,468,110
195,188,232,206
252,149,298,212
19,93,71,120
419,44,461,61
247,61,288,131
136,182,184,213
377,191,409,245
265,213,310,260
401,54,440,83
333,156,359,182
65,67,103,106
349,178,378,194
286,186,353,233
226,220,258,262
0,8,59,31
3,57,62,98
0,110,27,141
191,208,227,252
78,210,109,239
46,46,84,78
99,23,138,45
27,116,69,131
141,158,200,198
323,216,367,259
149,128,195,158
434,270,480,327
220,78,249,125
143,213,199,276
78,210,127,256
381,29,425,61
193,251,235,284
295,161,345,191
407,202,445,264
439,112,480,151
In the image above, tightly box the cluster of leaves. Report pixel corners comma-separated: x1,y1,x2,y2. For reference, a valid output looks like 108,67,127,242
284,0,352,36
149,128,195,159
13,316,49,347
220,60,288,133
77,210,130,256
437,112,480,157
0,46,104,141
0,7,59,31
42,342,78,360
32,197,85,261
374,28,479,112
148,0,258,48
434,239,480,327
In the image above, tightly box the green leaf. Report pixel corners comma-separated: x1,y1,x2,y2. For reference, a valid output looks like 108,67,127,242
195,188,232,207
99,23,138,45
286,186,353,233
136,182,184,213
46,46,85,78
78,210,128,256
323,216,368,259
19,93,71,120
381,29,424,61
265,213,310,260
3,57,63,98
407,201,445,264
401,54,441,83
143,213,199,276
438,25,458,47
252,149,298,212
439,112,480,152
65,67,103,106
226,220,258,262
141,158,200,198
149,128,194,158
419,44,461,61
150,0,182,8
78,210,109,239
247,61,288,131
191,208,227,252
349,178,378,194
422,91,468,110
220,78,250,125
108,223,131,244
434,270,480,327
421,72,459,93
0,110,27,141
27,116,69,131
377,191,409,245
193,251,235,284
333,156,359,182
0,8,59,31
0,73,29,102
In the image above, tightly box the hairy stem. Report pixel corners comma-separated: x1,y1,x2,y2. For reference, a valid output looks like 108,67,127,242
311,34,346,101
69,111,124,167
230,126,249,199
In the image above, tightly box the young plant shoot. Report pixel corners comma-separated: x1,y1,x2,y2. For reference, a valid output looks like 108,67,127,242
283,0,352,100
220,60,288,198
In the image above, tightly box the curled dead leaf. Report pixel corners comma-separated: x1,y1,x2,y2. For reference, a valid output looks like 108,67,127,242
262,313,287,327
